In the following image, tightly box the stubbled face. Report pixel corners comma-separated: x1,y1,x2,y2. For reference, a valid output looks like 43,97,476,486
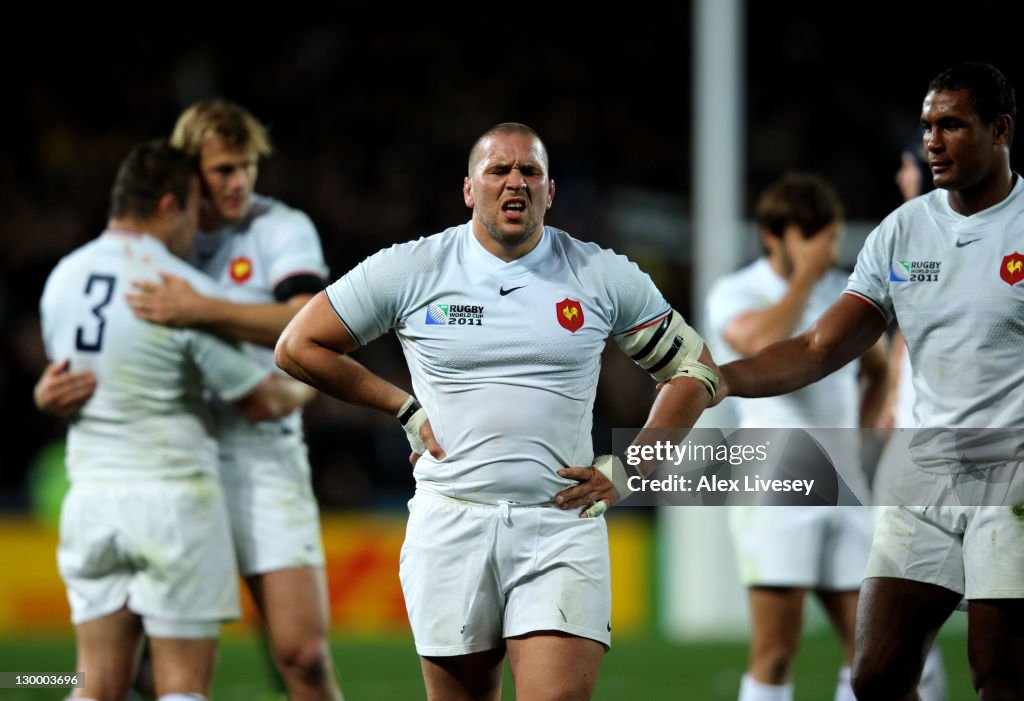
169,176,201,258
463,132,554,257
921,88,1000,192
198,136,258,228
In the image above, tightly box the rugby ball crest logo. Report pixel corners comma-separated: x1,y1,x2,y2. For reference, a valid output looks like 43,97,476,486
229,256,253,283
556,298,584,333
1000,252,1024,286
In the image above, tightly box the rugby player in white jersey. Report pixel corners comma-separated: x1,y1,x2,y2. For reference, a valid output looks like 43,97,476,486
38,140,314,701
274,123,721,700
705,172,889,701
717,62,1024,700
123,100,342,701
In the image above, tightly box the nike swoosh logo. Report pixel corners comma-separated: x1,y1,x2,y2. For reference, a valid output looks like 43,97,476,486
955,238,980,247
499,285,526,296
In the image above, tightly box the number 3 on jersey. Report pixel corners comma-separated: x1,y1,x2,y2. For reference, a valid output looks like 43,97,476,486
75,274,116,352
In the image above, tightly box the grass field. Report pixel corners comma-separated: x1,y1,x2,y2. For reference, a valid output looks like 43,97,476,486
0,627,973,700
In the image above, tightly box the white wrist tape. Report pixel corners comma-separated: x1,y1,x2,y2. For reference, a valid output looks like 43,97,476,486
594,454,632,502
396,395,428,454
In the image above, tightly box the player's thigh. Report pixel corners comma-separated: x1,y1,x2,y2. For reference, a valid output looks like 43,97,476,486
748,587,806,649
855,576,960,673
148,635,219,697
420,648,505,701
74,606,143,701
247,565,331,644
507,631,604,701
967,599,1024,688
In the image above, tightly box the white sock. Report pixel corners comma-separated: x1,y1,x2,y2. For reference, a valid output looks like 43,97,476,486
918,646,948,701
739,673,793,701
833,666,856,701
156,694,207,701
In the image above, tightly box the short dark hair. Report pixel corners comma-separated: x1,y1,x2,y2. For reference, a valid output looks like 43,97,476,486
755,172,843,239
927,62,1016,130
109,139,196,220
467,122,548,174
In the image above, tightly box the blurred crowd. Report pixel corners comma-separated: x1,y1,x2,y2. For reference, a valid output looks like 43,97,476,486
1,3,1007,511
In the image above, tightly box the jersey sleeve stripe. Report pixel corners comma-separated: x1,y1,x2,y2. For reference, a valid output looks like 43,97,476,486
325,295,366,347
842,291,889,323
617,308,672,337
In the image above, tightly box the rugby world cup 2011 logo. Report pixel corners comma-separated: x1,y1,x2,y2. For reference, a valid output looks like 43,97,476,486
425,304,450,325
556,298,584,333
1000,252,1024,286
889,260,911,282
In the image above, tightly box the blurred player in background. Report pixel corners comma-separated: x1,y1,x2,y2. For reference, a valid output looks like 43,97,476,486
275,122,719,700
718,61,1024,700
126,99,342,701
705,172,891,701
37,100,342,700
38,139,313,701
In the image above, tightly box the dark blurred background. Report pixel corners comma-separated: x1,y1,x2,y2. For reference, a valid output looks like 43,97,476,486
2,1,1019,511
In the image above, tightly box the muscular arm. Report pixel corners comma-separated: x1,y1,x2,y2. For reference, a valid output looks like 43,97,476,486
276,292,445,460
721,294,887,400
127,272,314,348
275,292,409,412
857,335,889,430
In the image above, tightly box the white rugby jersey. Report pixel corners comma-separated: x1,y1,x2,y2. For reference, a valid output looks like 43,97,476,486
188,194,328,445
706,257,858,428
326,223,671,504
40,231,269,480
846,176,1024,467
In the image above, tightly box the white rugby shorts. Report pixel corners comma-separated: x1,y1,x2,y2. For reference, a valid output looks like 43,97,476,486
58,477,239,638
218,439,326,576
866,462,1024,600
399,490,612,656
729,506,874,589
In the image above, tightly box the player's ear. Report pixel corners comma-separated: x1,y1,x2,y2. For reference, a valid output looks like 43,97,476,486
993,113,1013,146
463,177,474,208
546,179,555,209
156,192,179,218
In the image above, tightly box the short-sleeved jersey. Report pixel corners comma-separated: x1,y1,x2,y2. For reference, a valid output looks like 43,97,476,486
326,223,671,504
187,194,328,446
706,257,858,428
40,230,269,480
846,177,1024,467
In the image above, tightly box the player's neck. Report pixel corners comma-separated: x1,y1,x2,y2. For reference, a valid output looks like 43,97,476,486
946,167,1015,216
472,221,543,262
107,216,165,243
765,251,792,280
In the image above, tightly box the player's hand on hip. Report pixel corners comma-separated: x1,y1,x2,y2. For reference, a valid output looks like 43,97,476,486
398,397,446,466
126,273,203,326
408,419,446,466
34,359,96,416
556,460,620,519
